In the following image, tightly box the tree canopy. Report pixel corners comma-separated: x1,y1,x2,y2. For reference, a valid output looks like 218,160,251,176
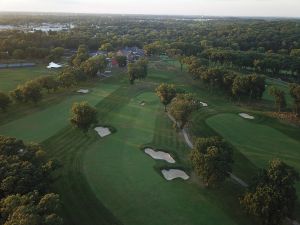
240,159,299,225
155,83,177,111
190,137,233,187
70,101,98,133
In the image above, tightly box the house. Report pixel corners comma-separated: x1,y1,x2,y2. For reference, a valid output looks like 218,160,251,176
117,47,145,62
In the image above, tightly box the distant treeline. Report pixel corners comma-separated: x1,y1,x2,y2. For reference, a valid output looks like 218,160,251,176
1,14,300,82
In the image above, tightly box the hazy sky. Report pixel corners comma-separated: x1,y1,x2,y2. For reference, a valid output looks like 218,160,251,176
0,0,299,17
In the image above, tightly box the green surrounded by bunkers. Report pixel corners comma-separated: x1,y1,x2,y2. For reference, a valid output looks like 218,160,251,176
0,58,299,225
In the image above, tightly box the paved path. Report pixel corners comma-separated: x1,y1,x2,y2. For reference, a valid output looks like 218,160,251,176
167,113,248,187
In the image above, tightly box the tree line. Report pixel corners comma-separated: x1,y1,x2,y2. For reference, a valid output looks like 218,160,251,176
0,135,62,225
0,45,108,112
183,56,300,116
201,49,300,82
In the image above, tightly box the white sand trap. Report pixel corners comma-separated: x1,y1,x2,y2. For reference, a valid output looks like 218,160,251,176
162,169,189,181
239,113,255,120
200,102,208,107
94,127,111,137
140,101,146,106
144,148,175,163
77,89,89,94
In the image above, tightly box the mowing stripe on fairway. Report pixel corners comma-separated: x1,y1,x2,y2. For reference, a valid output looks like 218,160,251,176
83,91,246,225
206,113,300,196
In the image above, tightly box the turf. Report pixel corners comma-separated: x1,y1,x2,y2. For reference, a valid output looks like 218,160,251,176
0,84,119,142
0,58,299,224
41,82,253,225
82,91,250,225
206,113,300,195
0,65,59,92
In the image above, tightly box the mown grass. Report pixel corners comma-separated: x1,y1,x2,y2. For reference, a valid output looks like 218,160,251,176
0,83,119,142
82,90,251,225
0,57,299,224
206,113,300,193
149,58,300,220
0,65,59,92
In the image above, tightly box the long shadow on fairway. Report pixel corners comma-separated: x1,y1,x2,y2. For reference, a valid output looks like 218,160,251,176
43,84,154,225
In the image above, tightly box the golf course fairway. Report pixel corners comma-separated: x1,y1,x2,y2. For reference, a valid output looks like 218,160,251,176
206,113,300,195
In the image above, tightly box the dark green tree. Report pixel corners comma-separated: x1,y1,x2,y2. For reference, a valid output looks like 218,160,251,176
155,83,177,111
240,159,299,225
190,137,233,187
70,102,98,133
0,92,11,111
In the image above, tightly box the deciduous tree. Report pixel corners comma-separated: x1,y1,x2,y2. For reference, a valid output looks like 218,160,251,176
240,159,299,225
0,92,11,111
190,137,233,187
169,94,199,129
269,86,286,112
155,83,177,111
70,102,98,133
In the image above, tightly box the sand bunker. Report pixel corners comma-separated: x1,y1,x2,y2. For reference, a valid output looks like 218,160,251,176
162,169,189,181
94,127,111,137
144,148,175,163
77,89,89,94
140,101,145,106
200,102,208,107
239,113,255,120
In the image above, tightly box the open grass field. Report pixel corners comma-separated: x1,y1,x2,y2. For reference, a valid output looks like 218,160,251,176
0,65,59,92
206,113,300,194
0,58,299,224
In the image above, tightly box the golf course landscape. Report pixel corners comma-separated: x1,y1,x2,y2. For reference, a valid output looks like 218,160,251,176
0,56,299,225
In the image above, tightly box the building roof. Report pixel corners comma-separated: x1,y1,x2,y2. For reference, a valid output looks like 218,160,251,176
47,62,62,69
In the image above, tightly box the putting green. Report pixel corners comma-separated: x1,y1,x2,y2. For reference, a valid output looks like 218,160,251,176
206,113,300,194
83,92,242,225
0,84,119,142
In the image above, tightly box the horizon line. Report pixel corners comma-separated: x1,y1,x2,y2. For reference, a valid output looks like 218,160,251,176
0,10,299,20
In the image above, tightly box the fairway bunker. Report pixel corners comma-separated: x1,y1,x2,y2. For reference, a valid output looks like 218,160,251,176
144,148,175,163
161,169,189,181
77,89,89,94
200,102,208,107
94,127,111,138
239,113,255,120
140,101,146,106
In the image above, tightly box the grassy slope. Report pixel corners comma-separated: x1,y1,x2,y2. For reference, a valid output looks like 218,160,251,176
0,65,59,92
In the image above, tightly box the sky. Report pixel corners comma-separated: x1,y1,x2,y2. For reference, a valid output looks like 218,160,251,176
0,0,299,18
